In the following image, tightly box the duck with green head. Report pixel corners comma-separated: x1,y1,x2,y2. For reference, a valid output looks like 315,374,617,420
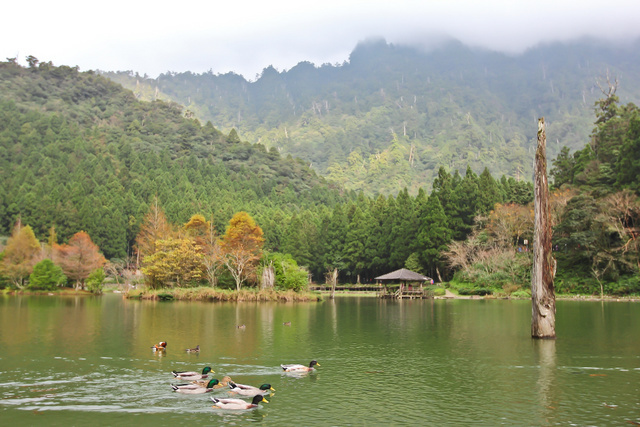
171,366,213,381
281,360,319,372
192,375,232,389
228,381,275,396
171,379,219,394
211,395,268,410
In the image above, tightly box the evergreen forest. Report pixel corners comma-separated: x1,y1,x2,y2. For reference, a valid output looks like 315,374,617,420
103,38,640,196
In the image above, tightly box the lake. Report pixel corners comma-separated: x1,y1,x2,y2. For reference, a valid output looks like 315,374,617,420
1,294,638,425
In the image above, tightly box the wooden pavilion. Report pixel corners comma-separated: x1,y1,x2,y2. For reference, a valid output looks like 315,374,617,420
375,268,433,299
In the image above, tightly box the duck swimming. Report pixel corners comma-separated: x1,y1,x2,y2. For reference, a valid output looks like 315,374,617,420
152,341,167,351
228,381,275,396
211,395,268,410
171,366,213,380
192,375,232,389
186,345,200,353
171,379,219,394
281,360,319,372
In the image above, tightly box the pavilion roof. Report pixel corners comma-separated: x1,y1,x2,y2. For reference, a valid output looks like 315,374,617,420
374,268,431,282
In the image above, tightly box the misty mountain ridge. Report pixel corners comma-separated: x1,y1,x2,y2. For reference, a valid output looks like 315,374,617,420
103,37,640,195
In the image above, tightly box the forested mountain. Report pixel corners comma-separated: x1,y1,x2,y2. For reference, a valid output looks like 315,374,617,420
1,58,536,284
103,38,640,195
2,51,638,291
0,59,349,261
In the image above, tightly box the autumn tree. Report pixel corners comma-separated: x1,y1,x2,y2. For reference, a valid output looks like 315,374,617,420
199,216,224,287
0,221,41,288
135,197,173,286
184,214,209,246
604,190,640,269
484,203,533,248
141,238,203,288
54,231,106,290
220,212,264,291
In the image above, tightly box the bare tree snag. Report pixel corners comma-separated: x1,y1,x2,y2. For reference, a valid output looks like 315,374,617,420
261,260,275,289
531,117,556,339
326,268,338,300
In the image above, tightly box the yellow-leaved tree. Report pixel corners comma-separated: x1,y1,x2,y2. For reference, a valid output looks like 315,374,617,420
135,197,173,287
185,214,224,287
141,238,204,288
0,221,41,288
220,212,264,291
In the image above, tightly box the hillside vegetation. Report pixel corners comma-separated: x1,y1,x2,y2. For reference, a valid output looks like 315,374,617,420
104,38,640,195
0,58,348,261
2,49,638,296
0,58,533,286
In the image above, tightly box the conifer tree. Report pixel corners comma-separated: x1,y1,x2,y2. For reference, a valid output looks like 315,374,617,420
418,193,452,278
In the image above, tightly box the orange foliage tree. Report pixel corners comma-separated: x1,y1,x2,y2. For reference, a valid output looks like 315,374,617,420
186,214,225,287
135,197,173,286
55,231,106,290
220,212,265,291
0,221,41,288
184,214,209,246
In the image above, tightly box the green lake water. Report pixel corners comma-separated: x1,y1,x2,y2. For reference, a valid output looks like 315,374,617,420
0,294,638,425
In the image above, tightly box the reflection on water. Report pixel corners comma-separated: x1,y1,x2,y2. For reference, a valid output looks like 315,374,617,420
534,339,557,423
1,295,639,425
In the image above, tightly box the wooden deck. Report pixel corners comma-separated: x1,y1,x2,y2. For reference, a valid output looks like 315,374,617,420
379,287,432,299
309,284,433,299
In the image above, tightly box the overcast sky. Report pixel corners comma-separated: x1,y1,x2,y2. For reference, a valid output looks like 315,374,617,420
2,0,639,79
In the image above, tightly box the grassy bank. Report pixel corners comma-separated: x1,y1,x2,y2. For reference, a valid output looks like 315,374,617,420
2,287,95,296
124,287,323,302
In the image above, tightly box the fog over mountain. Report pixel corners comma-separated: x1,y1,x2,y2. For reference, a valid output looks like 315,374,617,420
3,0,640,78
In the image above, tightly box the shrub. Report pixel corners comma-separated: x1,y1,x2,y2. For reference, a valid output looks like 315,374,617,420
432,287,446,297
456,286,493,296
502,284,520,296
511,289,531,298
471,287,493,296
264,252,309,292
605,276,640,296
86,268,106,294
29,259,67,290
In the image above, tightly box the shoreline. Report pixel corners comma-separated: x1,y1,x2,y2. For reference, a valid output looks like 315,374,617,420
3,288,638,302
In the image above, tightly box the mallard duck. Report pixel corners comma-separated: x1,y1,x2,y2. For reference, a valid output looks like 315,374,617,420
228,381,275,396
283,321,292,326
152,341,167,351
193,375,232,389
186,345,200,353
236,324,246,329
171,366,214,380
171,379,219,394
211,395,268,410
281,360,319,372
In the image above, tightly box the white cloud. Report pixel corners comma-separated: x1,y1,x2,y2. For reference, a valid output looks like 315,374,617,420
2,0,639,78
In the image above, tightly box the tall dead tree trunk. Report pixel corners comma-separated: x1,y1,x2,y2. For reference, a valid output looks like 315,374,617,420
329,268,338,300
531,118,556,339
261,261,275,289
